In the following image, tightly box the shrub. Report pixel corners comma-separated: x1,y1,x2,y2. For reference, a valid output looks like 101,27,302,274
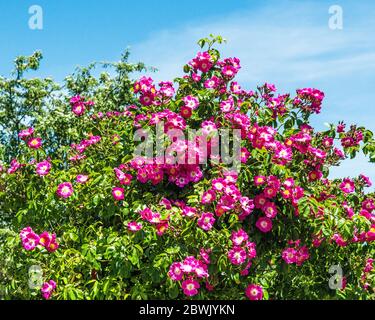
0,35,374,300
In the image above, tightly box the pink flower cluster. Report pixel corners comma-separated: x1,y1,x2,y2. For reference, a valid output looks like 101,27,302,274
111,166,133,202
331,233,348,247
180,95,199,118
218,57,241,79
41,280,56,299
114,167,133,185
361,198,375,223
329,221,375,247
70,95,94,116
267,94,289,118
186,53,249,97
19,127,43,149
70,133,101,156
189,51,214,73
128,156,203,188
228,229,256,275
134,76,158,106
91,108,134,121
288,129,312,154
139,207,170,236
201,171,254,221
360,258,374,290
253,176,304,230
18,127,34,140
168,254,210,297
339,125,363,149
7,159,23,174
295,88,325,114
136,108,186,131
281,240,309,266
247,125,293,165
134,77,176,106
20,227,59,252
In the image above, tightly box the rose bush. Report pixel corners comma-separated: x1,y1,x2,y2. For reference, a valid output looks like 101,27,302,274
0,35,374,300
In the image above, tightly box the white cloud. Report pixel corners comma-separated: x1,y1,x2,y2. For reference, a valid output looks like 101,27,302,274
130,3,375,85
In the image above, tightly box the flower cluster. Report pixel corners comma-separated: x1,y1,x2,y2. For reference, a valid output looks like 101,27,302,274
128,156,203,188
181,95,199,118
18,127,43,150
228,229,256,275
133,77,176,106
20,227,59,252
168,255,209,297
189,51,214,73
253,176,304,229
201,171,254,221
248,125,293,165
70,95,94,116
295,88,325,114
7,159,23,174
338,124,363,149
358,258,374,290
70,133,101,159
281,240,310,266
139,207,170,236
41,280,57,299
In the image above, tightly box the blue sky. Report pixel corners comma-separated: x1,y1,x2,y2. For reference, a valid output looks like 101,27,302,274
1,0,374,189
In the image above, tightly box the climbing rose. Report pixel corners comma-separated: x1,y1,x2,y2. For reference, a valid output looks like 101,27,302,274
197,212,215,231
112,187,125,201
245,284,263,300
41,280,56,300
39,231,59,253
182,279,200,297
27,137,42,149
76,174,89,184
56,182,74,198
228,246,247,265
255,217,273,233
20,227,40,251
231,229,249,246
168,262,184,281
282,248,297,264
340,178,355,194
127,221,142,232
36,160,51,176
